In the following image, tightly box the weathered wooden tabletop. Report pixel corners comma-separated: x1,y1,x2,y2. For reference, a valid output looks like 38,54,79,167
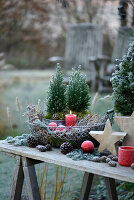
0,140,134,183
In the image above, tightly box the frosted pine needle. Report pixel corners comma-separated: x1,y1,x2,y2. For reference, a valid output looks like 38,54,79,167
16,97,21,113
91,93,99,110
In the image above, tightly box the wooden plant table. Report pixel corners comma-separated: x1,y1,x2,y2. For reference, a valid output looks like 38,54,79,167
0,140,134,200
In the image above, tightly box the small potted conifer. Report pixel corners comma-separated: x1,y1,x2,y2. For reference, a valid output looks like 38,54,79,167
66,67,91,118
45,63,66,124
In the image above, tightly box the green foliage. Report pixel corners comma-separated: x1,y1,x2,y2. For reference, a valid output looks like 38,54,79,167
117,182,134,200
76,110,90,119
111,42,134,115
66,67,90,112
46,64,66,115
45,112,53,120
90,178,134,200
47,136,66,148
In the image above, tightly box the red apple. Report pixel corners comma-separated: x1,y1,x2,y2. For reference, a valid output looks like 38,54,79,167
81,140,94,153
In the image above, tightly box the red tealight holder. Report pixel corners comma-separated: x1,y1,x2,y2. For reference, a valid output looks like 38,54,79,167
118,146,134,166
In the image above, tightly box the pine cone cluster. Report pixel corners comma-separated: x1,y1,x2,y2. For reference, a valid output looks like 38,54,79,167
60,142,73,154
27,135,38,148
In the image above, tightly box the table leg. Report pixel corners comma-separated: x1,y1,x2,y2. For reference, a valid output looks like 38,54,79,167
105,177,118,200
22,157,41,200
80,172,94,200
10,156,24,200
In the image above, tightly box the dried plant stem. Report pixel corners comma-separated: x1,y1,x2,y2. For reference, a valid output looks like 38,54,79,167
54,166,59,200
91,92,99,110
40,164,46,195
16,97,21,113
97,95,112,102
16,97,23,130
36,99,41,113
59,168,70,200
50,185,55,200
43,164,48,200
6,107,13,131
128,0,134,8
37,163,41,184
65,178,71,199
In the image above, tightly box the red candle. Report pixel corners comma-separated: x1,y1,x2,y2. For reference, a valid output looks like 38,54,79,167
66,111,76,127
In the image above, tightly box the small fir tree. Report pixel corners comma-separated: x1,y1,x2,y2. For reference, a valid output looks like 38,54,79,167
46,64,66,115
66,67,90,113
111,42,134,116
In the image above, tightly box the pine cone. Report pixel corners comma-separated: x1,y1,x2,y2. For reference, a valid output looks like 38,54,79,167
37,129,48,146
52,113,59,120
27,135,38,148
45,144,52,151
36,145,47,152
60,142,73,154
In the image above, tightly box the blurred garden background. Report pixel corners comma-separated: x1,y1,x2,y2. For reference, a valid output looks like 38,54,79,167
0,0,134,199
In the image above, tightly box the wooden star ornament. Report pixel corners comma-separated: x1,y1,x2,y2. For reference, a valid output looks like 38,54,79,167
114,111,134,146
90,119,127,155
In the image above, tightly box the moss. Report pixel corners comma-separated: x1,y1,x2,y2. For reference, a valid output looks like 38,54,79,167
45,112,53,120
47,136,66,148
45,110,90,121
76,110,90,120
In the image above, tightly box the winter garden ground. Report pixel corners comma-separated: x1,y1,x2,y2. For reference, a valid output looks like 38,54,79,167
0,70,133,200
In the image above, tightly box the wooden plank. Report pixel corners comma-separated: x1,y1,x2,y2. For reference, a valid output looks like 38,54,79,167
64,23,103,71
80,172,94,200
114,112,134,146
112,27,133,62
23,157,41,200
0,140,134,183
10,156,24,200
105,177,118,200
22,157,43,166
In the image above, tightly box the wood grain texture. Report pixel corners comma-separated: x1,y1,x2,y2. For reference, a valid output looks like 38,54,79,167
105,177,118,200
10,156,24,200
64,24,103,72
80,172,94,200
0,140,134,183
114,112,134,146
23,162,41,200
90,120,127,155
